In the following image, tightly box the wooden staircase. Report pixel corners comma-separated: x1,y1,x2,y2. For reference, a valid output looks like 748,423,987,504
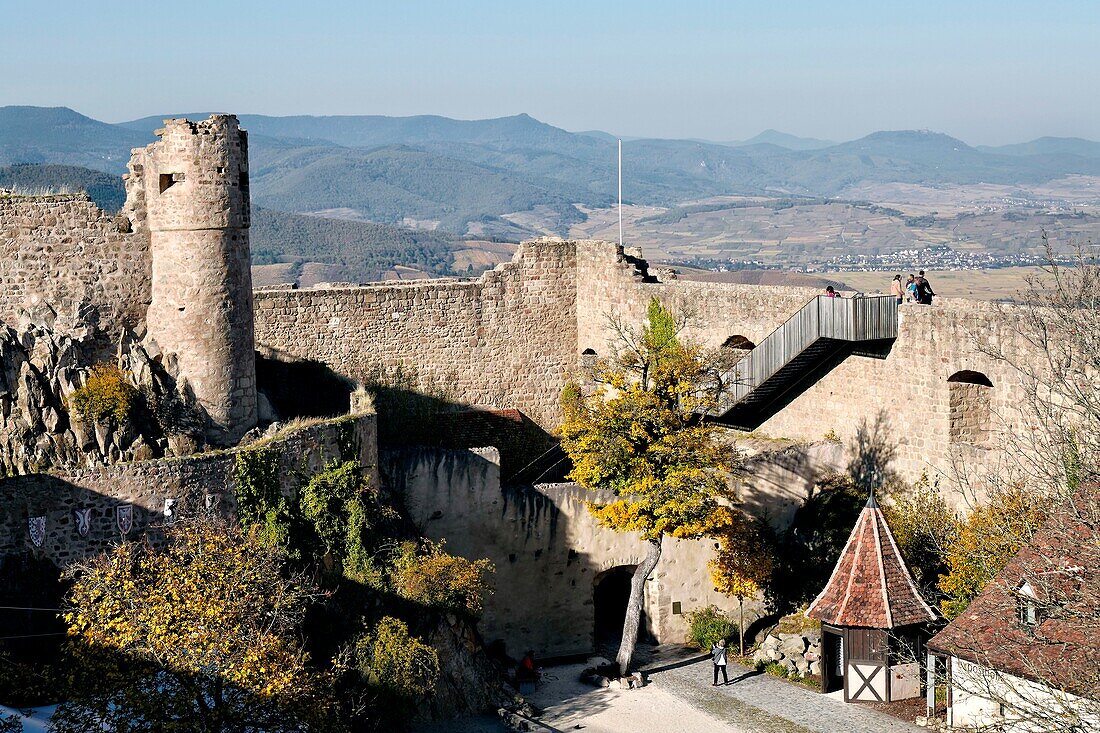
709,295,898,429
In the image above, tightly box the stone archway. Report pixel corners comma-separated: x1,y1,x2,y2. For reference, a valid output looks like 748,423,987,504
947,370,994,447
593,565,644,646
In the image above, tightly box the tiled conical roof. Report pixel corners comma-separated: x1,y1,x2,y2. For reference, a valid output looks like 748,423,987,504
806,493,938,629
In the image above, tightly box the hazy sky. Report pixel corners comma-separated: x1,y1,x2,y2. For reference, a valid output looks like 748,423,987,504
3,0,1098,145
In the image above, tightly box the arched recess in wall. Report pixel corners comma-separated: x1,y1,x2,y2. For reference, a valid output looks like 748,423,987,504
947,370,994,447
721,335,756,351
593,565,650,644
721,335,755,366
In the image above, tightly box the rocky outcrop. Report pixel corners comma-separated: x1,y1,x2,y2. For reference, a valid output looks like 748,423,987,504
422,612,513,720
0,305,205,475
752,630,823,678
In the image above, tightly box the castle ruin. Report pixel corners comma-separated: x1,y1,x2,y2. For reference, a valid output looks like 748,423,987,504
0,114,1056,658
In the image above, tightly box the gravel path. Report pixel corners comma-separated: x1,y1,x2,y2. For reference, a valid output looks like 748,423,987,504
643,652,923,733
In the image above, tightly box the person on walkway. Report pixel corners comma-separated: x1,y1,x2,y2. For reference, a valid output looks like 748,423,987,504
711,639,729,686
890,274,904,305
906,274,918,303
517,650,540,684
825,286,838,298
916,270,936,305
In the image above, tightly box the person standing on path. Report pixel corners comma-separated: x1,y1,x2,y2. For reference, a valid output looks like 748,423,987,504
711,639,729,686
890,274,904,304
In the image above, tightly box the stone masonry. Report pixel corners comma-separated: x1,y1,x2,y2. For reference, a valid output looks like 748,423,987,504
0,413,377,567
0,192,149,351
130,116,258,445
256,238,1049,503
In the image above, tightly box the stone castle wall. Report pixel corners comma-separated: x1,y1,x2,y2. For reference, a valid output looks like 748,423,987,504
383,446,762,658
253,241,579,428
575,250,1035,494
0,193,149,343
259,238,1037,496
0,413,377,566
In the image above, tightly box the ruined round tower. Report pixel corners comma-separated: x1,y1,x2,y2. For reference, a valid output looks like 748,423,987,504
129,115,257,445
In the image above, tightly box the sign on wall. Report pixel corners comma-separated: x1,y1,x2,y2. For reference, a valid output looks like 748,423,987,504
28,516,46,547
117,504,133,535
72,507,92,538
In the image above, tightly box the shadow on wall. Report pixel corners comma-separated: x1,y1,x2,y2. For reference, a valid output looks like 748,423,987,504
766,412,902,613
381,446,648,661
0,476,199,707
256,347,357,420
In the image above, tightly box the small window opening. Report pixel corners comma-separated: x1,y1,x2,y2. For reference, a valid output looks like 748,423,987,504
948,369,994,446
1016,580,1040,630
159,172,184,193
581,348,597,356
216,166,225,174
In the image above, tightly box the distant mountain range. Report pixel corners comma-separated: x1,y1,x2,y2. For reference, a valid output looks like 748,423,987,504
3,106,1100,237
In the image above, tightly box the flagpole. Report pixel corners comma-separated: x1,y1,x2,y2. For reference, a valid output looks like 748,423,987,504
618,138,623,248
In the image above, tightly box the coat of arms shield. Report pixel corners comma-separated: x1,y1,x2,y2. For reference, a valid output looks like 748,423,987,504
72,507,92,538
28,516,46,548
117,504,134,535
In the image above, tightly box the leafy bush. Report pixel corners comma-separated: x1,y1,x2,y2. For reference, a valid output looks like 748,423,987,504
233,446,295,554
938,486,1048,619
762,661,790,679
392,541,494,617
301,459,398,580
883,473,959,596
686,605,737,651
67,363,137,427
355,616,439,701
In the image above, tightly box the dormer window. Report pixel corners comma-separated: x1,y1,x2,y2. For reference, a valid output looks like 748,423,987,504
1016,580,1040,630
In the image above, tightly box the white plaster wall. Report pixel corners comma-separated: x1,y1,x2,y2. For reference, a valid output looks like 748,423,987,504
948,656,1098,732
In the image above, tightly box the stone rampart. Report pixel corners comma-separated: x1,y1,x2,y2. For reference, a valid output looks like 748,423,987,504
0,193,149,345
0,413,377,566
253,240,579,428
383,445,762,658
262,238,1040,497
577,249,1037,495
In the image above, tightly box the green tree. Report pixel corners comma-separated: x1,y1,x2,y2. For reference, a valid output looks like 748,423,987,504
55,519,336,733
560,297,738,674
882,472,959,599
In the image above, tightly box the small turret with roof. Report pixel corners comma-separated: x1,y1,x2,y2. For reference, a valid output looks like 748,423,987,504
807,491,937,628
806,491,938,703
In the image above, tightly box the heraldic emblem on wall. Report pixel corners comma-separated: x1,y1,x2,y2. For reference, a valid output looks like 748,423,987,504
28,516,46,548
117,504,134,535
72,507,92,538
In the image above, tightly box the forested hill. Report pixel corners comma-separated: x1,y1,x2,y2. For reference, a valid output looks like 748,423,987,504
0,161,460,283
0,163,126,210
250,207,459,283
4,106,1100,236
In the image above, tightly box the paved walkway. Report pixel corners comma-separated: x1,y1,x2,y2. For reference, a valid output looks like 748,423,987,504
643,652,922,733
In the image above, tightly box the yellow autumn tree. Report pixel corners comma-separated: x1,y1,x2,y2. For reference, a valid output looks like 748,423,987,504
938,486,1049,619
560,297,739,674
709,513,773,655
55,518,336,733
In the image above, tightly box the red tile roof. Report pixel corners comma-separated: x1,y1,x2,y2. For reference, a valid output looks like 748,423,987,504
806,494,938,629
927,485,1100,699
